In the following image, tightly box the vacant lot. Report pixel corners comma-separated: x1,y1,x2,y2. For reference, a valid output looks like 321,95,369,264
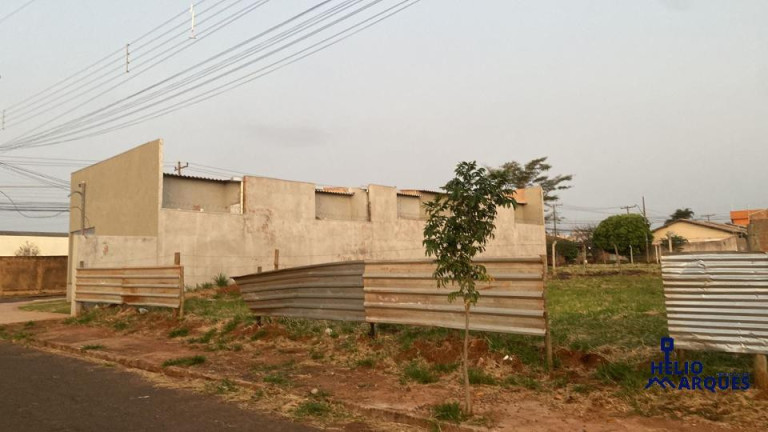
4,266,766,430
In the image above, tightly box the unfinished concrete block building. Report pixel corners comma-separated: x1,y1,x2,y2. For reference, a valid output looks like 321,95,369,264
68,140,546,292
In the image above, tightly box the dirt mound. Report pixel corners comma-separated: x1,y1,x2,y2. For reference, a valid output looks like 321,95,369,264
556,348,606,369
397,337,494,365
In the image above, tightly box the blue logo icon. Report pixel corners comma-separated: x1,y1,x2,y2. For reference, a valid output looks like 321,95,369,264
645,337,750,392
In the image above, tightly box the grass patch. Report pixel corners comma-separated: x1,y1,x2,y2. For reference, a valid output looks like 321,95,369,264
162,355,206,368
168,327,189,338
188,328,217,344
263,372,291,386
213,273,229,288
403,361,438,384
431,362,459,374
432,402,466,423
112,321,129,331
19,300,70,314
183,297,249,323
294,400,331,418
210,378,237,394
80,344,105,351
503,375,542,391
467,368,497,385
595,361,645,394
355,357,375,368
220,316,242,336
64,312,96,325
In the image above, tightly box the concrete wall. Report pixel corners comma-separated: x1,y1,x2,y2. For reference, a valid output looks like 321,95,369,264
162,175,241,213
158,178,547,286
73,235,161,268
0,256,67,296
652,221,736,244
0,234,68,256
69,139,162,236
681,237,746,252
315,189,369,221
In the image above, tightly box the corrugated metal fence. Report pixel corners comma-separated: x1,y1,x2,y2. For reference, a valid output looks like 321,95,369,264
237,261,365,322
235,257,547,337
661,252,768,354
364,258,546,336
74,266,185,317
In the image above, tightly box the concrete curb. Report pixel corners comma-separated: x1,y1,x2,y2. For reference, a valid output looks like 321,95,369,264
26,339,484,432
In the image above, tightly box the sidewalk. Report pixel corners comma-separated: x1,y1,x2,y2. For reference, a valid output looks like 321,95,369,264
0,298,67,324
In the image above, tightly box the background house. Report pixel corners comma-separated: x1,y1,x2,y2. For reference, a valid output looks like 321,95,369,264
68,139,547,292
652,219,747,252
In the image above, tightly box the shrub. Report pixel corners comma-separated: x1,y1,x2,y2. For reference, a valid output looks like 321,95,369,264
162,355,206,368
432,402,466,423
213,273,229,288
294,401,330,418
467,368,497,385
403,361,438,384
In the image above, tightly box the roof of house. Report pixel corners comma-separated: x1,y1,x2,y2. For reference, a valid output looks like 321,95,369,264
652,219,747,235
0,231,68,238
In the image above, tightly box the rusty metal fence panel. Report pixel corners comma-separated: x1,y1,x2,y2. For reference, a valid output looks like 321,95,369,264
235,261,366,322
363,258,546,336
74,266,185,313
661,253,768,354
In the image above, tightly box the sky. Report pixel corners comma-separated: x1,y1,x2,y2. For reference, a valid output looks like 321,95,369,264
0,0,766,233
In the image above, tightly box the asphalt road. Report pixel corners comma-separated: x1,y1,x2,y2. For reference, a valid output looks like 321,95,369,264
0,343,318,432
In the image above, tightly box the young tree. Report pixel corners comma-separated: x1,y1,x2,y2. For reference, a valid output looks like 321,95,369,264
593,214,652,256
15,241,40,257
423,161,516,415
658,233,688,252
491,156,573,202
665,208,694,224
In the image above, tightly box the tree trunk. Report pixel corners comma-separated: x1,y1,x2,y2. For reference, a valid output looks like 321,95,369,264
463,300,472,415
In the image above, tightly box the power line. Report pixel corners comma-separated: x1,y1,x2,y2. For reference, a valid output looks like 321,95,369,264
3,0,246,131
0,0,37,26
2,0,421,150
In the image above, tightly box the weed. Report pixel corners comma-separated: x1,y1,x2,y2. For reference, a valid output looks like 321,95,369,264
184,297,249,323
216,379,237,394
80,344,105,351
251,328,268,340
432,363,459,374
112,321,129,331
355,357,375,368
467,368,497,385
503,375,542,391
432,402,466,423
213,273,229,288
403,361,438,384
572,384,595,394
595,361,644,394
23,321,35,329
294,401,331,418
309,349,324,360
168,327,189,338
162,355,206,368
11,331,33,342
188,328,217,344
263,372,290,386
220,316,241,336
64,312,96,325
231,343,243,352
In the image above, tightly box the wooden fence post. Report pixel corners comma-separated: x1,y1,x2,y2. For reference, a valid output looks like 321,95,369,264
551,241,557,277
755,354,768,390
542,254,553,372
175,252,184,319
274,249,279,270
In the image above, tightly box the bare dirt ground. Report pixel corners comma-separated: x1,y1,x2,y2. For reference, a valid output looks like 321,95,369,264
0,298,67,324
4,314,765,432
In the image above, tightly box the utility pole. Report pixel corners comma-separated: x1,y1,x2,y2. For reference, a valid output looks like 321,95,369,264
702,214,715,222
69,182,87,236
643,196,650,264
620,205,634,214
550,203,560,237
174,161,189,175
189,3,197,39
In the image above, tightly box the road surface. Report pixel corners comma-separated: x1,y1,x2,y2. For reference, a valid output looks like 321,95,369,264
0,343,317,431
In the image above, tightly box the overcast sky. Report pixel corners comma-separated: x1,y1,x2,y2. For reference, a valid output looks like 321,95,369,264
1,0,766,233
